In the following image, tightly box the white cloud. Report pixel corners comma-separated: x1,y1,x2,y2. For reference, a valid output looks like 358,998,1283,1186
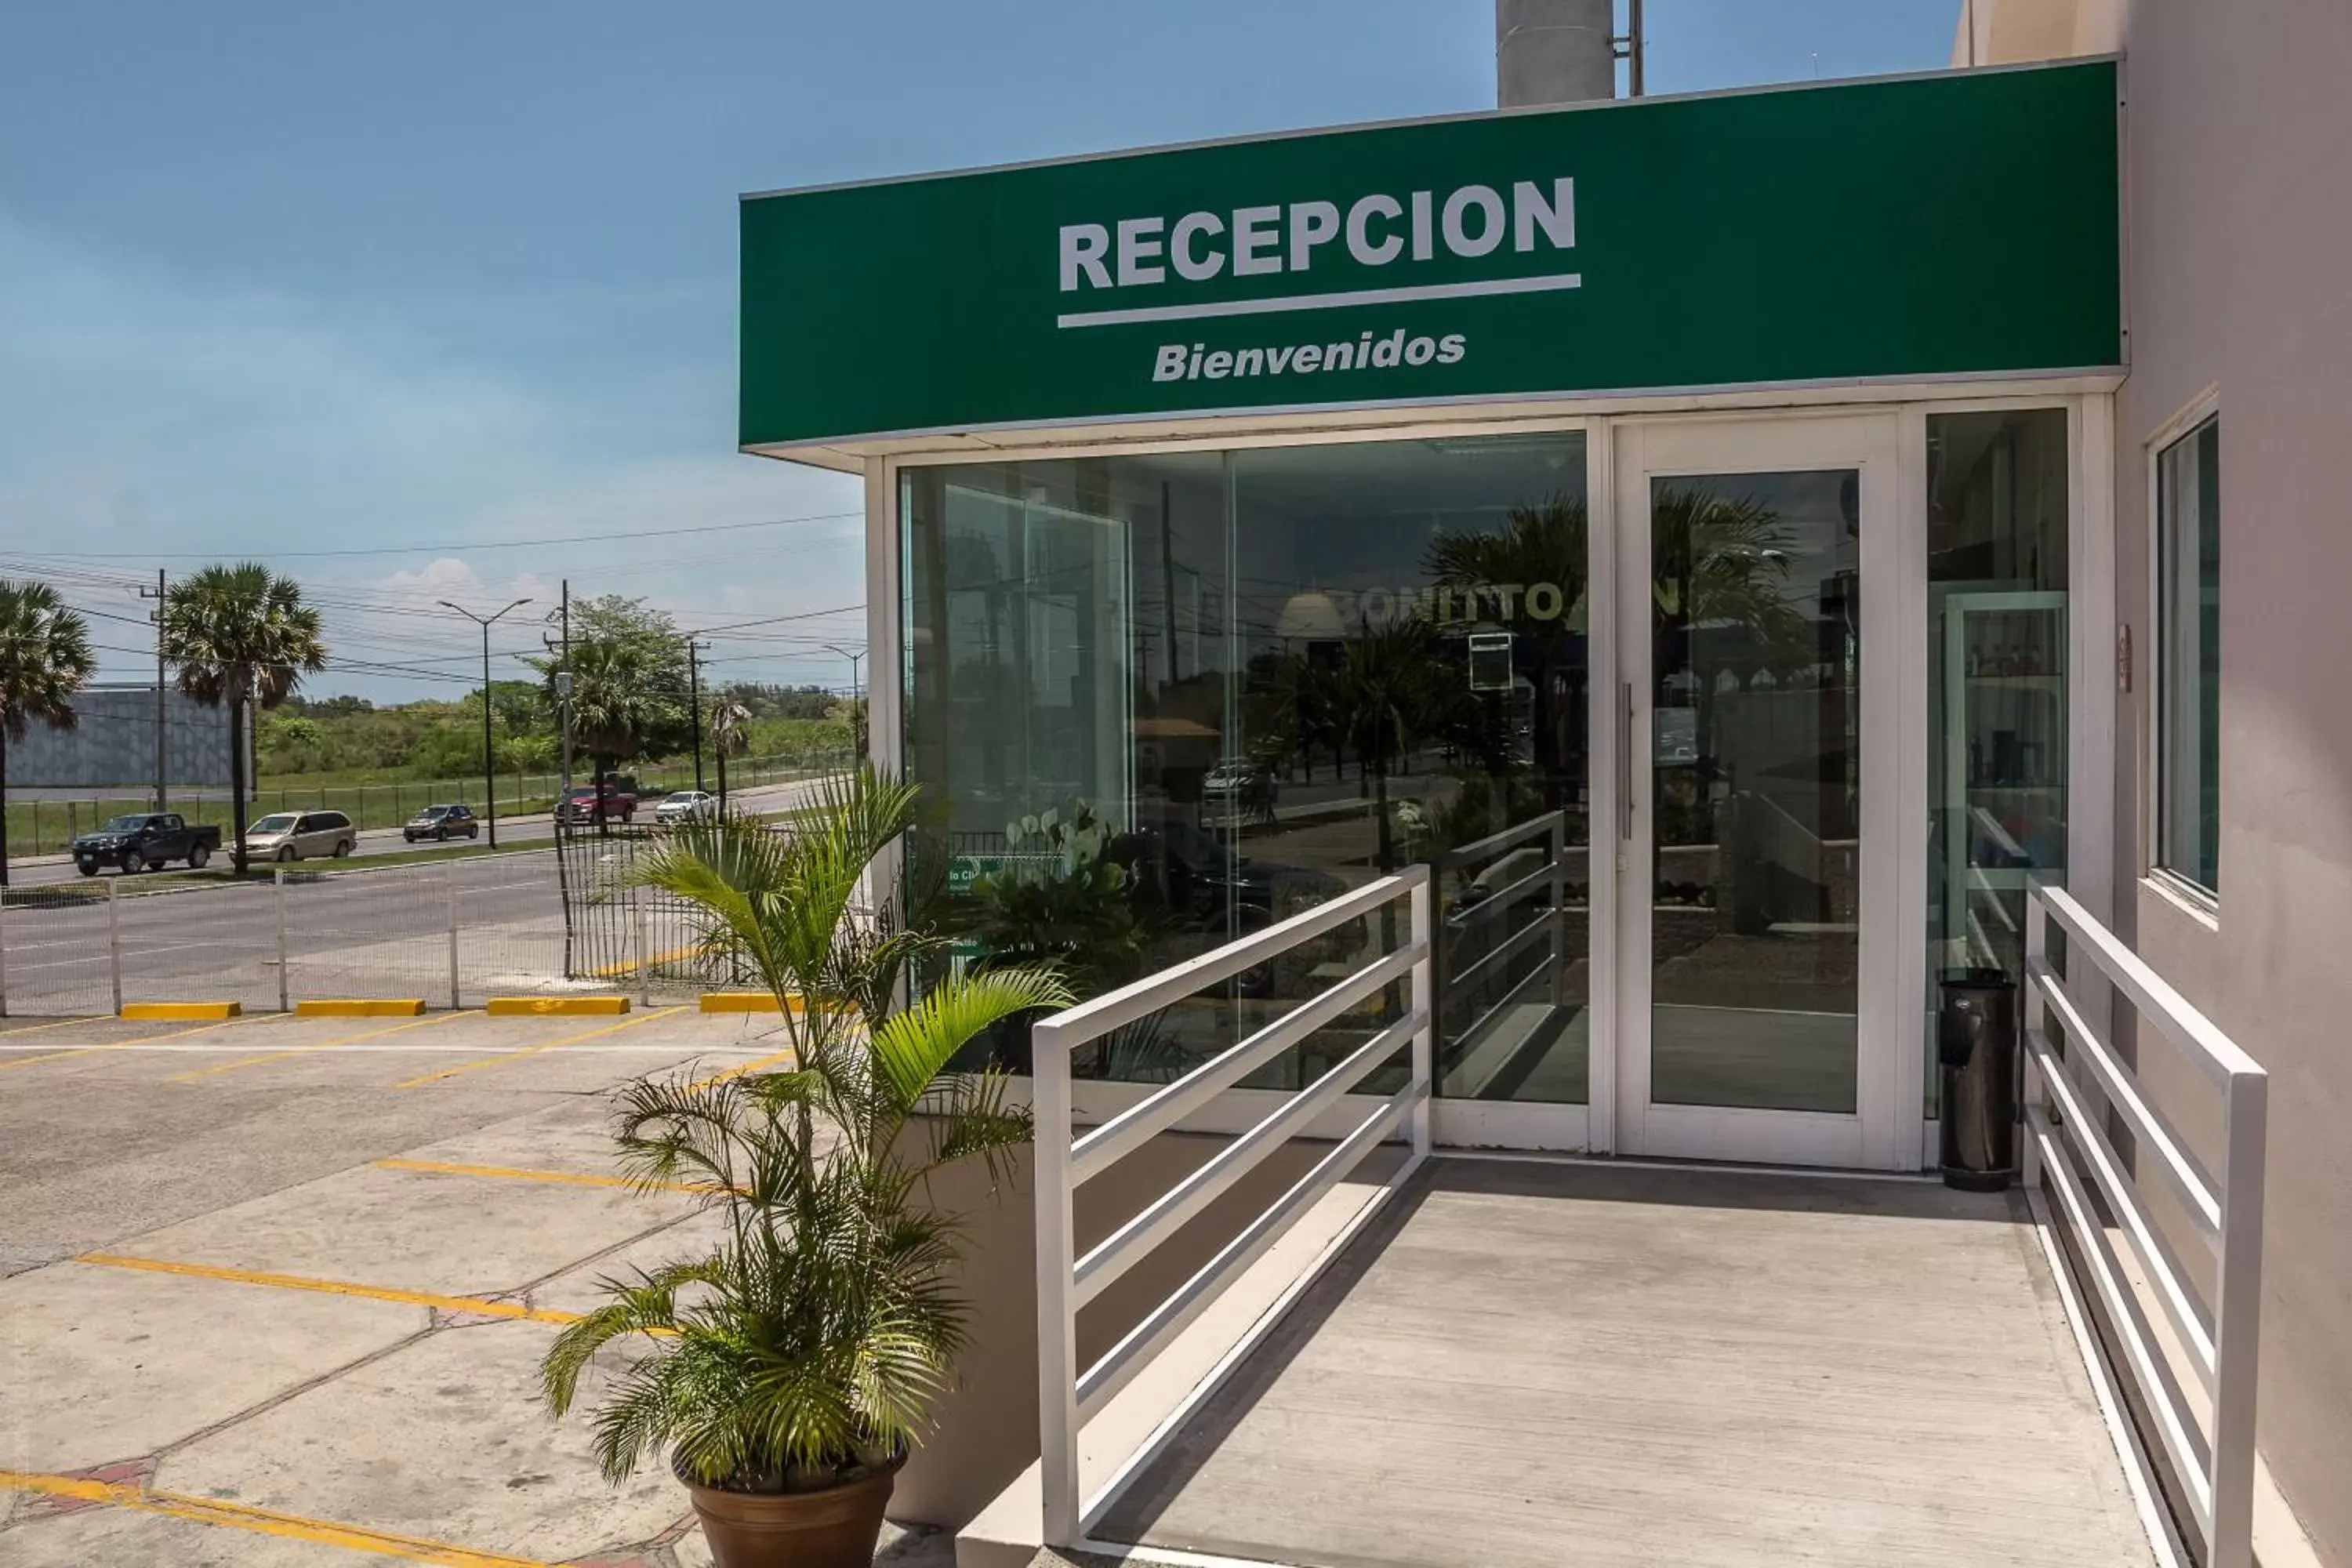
0,203,865,700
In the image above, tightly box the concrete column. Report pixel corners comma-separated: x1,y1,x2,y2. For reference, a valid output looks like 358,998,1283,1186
1497,0,1617,107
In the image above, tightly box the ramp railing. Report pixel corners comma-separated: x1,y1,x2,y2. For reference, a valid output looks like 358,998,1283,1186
1031,865,1432,1548
2024,883,2267,1568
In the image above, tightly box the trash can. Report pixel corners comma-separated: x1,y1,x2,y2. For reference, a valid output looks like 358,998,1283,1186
1939,967,2019,1191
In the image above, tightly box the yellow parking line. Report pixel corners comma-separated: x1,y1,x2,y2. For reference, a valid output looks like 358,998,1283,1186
73,1253,586,1327
588,942,702,978
171,1008,472,1082
0,1012,289,1072
690,1047,798,1087
374,1156,715,1196
393,1006,684,1089
0,1467,552,1567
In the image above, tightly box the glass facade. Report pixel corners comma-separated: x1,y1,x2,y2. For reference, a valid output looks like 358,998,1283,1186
901,434,1590,1099
1924,408,2071,1103
898,408,2079,1137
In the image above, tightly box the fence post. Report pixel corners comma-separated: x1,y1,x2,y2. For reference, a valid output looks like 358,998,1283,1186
2209,1066,2269,1568
1548,811,1566,1010
275,866,290,1013
0,886,10,1018
1032,1014,1080,1548
1409,869,1433,1160
107,877,123,1015
2021,886,2048,1190
633,872,652,1007
447,855,463,1011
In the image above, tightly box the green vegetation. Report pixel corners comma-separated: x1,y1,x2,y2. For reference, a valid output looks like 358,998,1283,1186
541,771,1068,1491
0,580,98,884
160,562,328,874
0,751,844,858
0,572,865,865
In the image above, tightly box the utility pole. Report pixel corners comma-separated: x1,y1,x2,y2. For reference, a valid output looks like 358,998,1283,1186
549,579,575,978
1618,0,1646,96
688,639,710,793
440,597,532,848
556,580,573,796
139,570,168,810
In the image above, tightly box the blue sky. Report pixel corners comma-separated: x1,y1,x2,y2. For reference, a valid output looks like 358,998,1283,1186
0,0,1955,699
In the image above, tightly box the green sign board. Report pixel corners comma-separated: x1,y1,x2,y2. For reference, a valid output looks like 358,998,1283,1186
742,62,2119,449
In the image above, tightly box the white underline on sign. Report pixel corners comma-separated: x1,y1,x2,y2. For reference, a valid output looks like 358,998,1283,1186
1054,272,1584,329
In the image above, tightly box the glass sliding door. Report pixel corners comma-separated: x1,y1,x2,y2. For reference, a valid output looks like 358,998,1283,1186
1612,416,1905,1167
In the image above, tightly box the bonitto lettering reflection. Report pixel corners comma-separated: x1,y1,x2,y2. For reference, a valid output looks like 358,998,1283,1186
1298,579,1581,628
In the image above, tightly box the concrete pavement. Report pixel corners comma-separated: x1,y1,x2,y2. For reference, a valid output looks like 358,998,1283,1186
0,1007,951,1566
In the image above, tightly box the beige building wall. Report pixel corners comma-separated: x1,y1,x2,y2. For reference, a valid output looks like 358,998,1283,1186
2111,8,2352,1565
1966,2,2352,1563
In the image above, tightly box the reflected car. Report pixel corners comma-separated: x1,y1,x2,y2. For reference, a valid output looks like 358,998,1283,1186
402,803,480,842
655,789,717,824
1116,818,1345,927
241,810,358,862
1201,758,1279,817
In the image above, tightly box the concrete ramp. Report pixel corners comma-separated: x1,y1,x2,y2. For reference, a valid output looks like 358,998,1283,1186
1089,1159,2162,1568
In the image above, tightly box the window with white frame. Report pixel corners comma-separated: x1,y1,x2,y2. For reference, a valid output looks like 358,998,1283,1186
2155,412,2220,896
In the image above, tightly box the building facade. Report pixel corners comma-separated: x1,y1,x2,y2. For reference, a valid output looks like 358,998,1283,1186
741,10,2347,1562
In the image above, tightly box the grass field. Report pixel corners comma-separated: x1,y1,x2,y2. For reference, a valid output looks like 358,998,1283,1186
2,750,844,858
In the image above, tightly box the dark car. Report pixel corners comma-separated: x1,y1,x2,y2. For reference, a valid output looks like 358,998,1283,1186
72,812,222,876
403,803,480,842
1115,818,1346,928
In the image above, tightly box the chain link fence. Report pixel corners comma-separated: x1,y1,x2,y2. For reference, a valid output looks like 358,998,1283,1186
0,827,792,1017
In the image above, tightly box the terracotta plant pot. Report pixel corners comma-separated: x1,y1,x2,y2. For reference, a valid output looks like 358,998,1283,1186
679,1450,906,1568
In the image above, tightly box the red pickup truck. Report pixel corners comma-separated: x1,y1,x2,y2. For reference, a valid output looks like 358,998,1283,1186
555,781,636,824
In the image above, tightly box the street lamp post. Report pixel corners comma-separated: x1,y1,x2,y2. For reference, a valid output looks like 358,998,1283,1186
440,597,532,848
822,643,866,760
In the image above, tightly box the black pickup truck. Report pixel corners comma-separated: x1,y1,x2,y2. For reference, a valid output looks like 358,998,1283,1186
71,812,223,876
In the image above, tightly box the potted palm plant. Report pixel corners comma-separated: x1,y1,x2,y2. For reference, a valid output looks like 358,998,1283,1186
540,768,1068,1568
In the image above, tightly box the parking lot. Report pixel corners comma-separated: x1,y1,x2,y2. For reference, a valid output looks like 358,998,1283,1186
0,1007,945,1567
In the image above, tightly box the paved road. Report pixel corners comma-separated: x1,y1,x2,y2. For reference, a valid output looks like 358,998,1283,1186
1,849,589,1016
3,776,821,888
0,785,826,1014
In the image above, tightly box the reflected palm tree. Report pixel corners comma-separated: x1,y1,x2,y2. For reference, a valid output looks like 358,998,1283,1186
1650,485,1806,656
1426,493,1587,812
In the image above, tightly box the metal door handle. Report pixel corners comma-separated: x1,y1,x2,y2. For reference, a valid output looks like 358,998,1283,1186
1619,682,1635,841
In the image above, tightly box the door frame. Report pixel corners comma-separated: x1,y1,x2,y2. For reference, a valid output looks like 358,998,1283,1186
1602,411,1916,1169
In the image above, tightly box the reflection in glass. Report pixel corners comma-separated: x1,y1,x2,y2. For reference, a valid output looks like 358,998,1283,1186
1649,470,1860,1114
1925,409,2068,1112
898,434,1590,1103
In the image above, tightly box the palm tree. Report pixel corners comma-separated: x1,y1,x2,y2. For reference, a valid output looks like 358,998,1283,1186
1650,484,1806,650
1321,619,1449,874
710,699,751,814
158,563,326,875
0,582,97,887
541,768,1069,1503
1426,493,1588,811
566,637,671,834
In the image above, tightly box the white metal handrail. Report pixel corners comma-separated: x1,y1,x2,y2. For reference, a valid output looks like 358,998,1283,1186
1031,865,1432,1548
2024,883,2266,1568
